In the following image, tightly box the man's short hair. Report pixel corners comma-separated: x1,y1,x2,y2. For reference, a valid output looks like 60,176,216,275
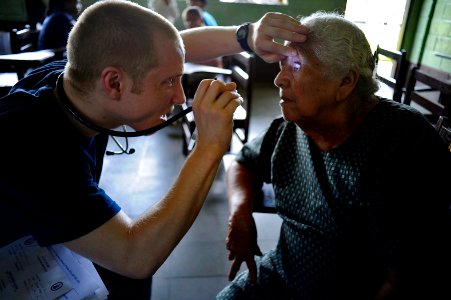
65,0,183,94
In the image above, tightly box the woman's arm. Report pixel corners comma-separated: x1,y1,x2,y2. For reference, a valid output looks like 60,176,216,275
225,160,262,285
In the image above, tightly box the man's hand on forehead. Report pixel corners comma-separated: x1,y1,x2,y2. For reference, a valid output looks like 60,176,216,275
250,12,308,63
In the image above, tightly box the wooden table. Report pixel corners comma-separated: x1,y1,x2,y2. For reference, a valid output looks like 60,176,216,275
0,50,56,79
183,62,232,76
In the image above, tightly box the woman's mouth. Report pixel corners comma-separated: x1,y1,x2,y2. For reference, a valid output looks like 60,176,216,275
280,96,291,103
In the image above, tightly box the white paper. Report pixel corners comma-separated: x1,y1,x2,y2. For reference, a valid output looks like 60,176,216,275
50,244,108,300
0,236,72,299
0,236,108,300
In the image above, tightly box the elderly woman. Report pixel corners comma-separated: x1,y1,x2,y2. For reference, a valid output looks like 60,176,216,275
218,11,451,300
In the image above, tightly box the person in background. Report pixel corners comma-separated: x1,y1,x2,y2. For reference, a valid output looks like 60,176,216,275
182,5,204,28
25,0,47,30
182,5,223,68
187,0,218,26
0,0,309,299
148,0,180,24
217,11,451,300
37,0,81,50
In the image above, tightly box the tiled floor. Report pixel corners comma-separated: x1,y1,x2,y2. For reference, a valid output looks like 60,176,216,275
99,82,284,300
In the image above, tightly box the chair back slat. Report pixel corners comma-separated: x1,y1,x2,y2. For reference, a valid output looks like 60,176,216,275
404,67,451,123
10,25,39,54
223,52,254,144
179,63,232,155
374,45,408,102
435,116,451,152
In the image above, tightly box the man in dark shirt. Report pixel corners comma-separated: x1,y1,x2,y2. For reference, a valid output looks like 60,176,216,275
37,0,81,50
0,1,308,298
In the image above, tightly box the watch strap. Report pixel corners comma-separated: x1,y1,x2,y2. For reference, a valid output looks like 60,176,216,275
236,22,253,53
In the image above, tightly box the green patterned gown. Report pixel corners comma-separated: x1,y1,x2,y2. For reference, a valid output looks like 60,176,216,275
217,98,451,300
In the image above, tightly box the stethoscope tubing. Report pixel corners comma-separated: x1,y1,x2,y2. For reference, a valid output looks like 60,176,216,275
56,72,192,137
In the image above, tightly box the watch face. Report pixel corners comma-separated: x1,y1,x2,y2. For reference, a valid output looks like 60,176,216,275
237,26,247,39
236,23,252,53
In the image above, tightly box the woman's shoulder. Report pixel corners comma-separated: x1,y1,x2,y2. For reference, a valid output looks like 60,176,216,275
372,97,431,128
363,97,439,148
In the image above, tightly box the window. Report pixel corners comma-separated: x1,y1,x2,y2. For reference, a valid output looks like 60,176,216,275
344,0,408,52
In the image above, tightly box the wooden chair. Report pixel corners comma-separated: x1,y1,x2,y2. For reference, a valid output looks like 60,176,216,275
435,116,451,153
0,25,37,95
0,25,51,86
10,25,39,54
222,154,276,214
180,53,254,155
403,67,451,124
220,54,271,212
373,45,408,102
254,183,276,213
180,62,232,155
223,52,255,145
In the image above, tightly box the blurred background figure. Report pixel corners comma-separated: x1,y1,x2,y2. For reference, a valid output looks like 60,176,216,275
25,0,47,30
37,0,81,50
182,5,204,28
148,0,180,24
186,0,218,26
182,6,223,68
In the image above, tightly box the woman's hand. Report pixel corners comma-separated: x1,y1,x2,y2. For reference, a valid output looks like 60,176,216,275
225,209,262,285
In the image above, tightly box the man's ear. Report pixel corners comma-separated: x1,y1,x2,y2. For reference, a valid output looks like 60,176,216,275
337,68,359,101
101,67,123,100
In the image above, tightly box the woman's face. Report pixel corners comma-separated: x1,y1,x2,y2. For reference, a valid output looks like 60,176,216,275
274,45,341,127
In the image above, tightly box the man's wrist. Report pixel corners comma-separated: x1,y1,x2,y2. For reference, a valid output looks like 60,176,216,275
236,22,253,53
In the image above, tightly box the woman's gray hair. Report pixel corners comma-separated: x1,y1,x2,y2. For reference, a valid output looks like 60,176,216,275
296,11,379,97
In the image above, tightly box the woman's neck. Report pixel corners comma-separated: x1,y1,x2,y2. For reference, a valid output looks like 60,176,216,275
304,95,379,151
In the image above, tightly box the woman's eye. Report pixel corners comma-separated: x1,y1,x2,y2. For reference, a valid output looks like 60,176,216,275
292,62,301,72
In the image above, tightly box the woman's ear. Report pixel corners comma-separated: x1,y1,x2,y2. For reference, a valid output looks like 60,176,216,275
337,68,359,101
101,67,123,100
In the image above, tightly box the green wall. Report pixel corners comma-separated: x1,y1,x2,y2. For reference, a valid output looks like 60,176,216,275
0,0,348,29
81,0,347,29
0,0,27,22
403,0,451,74
420,0,451,73
2,0,449,74
173,0,347,28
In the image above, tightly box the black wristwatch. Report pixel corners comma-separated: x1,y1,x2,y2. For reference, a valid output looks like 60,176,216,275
236,22,253,53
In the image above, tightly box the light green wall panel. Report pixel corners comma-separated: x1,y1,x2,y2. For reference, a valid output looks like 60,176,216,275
173,0,347,29
0,0,27,22
408,0,451,73
409,0,432,64
424,0,451,71
82,0,347,29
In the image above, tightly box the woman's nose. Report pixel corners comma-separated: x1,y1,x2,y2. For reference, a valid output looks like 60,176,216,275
274,71,284,88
